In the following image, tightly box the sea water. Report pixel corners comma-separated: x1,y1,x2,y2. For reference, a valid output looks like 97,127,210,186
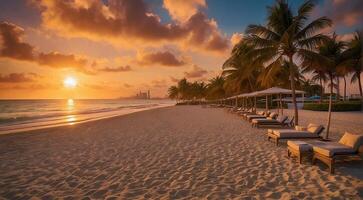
0,99,174,134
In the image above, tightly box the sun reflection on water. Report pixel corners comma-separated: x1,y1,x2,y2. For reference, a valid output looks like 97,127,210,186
67,99,74,107
66,99,76,125
66,115,77,125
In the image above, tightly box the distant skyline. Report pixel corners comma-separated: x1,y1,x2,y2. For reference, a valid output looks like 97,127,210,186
0,0,362,99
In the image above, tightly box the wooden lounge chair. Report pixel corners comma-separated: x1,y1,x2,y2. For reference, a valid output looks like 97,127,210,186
244,111,265,120
247,112,278,122
311,132,363,174
283,116,295,127
267,123,325,146
237,108,254,116
251,115,288,128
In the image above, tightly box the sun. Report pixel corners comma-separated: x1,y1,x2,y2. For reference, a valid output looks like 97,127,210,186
63,76,78,88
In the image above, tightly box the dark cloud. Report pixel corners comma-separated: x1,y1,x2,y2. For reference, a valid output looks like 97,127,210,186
36,0,230,52
37,52,93,74
0,73,38,83
138,51,186,66
123,83,133,88
0,21,95,75
0,21,34,60
320,0,363,27
184,65,207,78
98,65,132,72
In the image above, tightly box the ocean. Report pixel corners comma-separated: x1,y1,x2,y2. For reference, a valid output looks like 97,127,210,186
0,99,174,134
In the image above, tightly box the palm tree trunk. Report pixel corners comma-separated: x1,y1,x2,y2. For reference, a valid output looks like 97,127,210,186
319,78,323,104
358,72,363,112
336,77,340,101
343,76,347,101
326,76,333,139
289,56,299,125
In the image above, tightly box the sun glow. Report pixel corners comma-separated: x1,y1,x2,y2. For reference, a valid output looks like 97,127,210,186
63,77,78,88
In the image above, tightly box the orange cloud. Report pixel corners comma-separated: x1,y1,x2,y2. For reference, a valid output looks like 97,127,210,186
37,52,93,74
151,79,168,88
230,33,243,46
137,51,186,67
169,76,179,83
0,73,38,83
184,65,208,78
163,0,206,22
35,0,230,53
0,21,95,75
97,65,132,72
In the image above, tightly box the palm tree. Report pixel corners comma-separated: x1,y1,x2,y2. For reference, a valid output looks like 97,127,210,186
310,69,327,103
177,78,191,100
341,31,362,102
302,34,345,139
222,41,262,94
206,76,225,100
245,0,332,125
336,64,351,101
190,81,207,100
300,78,322,97
168,86,179,100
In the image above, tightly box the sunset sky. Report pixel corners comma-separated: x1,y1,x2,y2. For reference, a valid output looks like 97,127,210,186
0,0,362,99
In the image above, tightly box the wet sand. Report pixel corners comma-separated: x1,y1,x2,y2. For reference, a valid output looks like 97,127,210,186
0,106,362,199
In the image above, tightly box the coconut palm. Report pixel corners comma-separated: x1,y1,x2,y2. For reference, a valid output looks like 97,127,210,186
222,41,262,94
206,76,225,100
310,69,327,103
177,78,191,100
245,0,332,125
302,34,345,139
168,86,179,100
341,31,362,99
336,64,351,101
190,81,207,100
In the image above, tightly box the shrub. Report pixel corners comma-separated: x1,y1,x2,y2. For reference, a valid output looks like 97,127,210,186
303,102,362,111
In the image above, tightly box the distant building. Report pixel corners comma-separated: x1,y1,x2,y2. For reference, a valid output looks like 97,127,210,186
135,90,151,99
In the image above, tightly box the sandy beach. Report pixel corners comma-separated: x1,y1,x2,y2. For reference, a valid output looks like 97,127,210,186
0,106,362,199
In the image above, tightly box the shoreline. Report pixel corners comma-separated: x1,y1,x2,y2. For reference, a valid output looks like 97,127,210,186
0,104,174,135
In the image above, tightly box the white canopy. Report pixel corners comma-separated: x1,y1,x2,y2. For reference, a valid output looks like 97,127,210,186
217,87,305,101
255,87,305,96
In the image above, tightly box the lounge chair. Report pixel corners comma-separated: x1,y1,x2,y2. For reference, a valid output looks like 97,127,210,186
246,112,278,122
267,123,325,146
237,108,253,116
311,132,363,174
283,116,295,127
251,115,288,128
244,111,265,120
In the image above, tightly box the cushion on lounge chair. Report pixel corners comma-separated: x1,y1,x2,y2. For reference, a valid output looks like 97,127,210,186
269,112,278,119
272,129,320,138
312,142,355,157
252,116,287,124
295,125,307,131
256,111,264,115
252,118,276,123
307,124,324,135
276,115,287,123
287,140,312,152
339,132,363,151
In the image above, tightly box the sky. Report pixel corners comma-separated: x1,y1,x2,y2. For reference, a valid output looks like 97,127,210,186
0,0,362,99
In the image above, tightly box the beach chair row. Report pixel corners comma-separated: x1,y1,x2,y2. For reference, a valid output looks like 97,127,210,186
222,106,363,174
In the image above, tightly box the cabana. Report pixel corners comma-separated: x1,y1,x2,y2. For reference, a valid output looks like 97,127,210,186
255,87,305,115
214,87,305,114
